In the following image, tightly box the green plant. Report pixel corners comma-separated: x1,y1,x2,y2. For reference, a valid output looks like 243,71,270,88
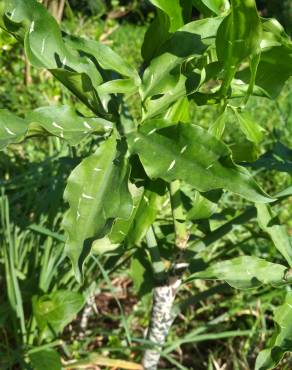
0,0,292,369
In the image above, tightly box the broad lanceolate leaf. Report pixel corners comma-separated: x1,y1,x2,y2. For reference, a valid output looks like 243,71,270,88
256,203,292,267
236,18,292,99
148,0,184,33
216,0,262,95
208,110,226,139
32,290,85,335
255,291,292,370
2,0,139,114
91,184,144,255
63,133,133,282
186,191,218,221
128,120,272,203
141,16,223,119
186,256,292,289
233,110,264,145
0,105,112,149
92,183,161,254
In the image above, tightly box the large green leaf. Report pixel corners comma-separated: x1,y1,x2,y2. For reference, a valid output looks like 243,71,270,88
148,0,184,33
233,110,264,145
33,290,85,335
141,16,222,99
128,120,271,203
186,256,292,289
91,184,144,255
29,349,62,370
237,46,292,99
2,0,139,114
141,16,223,119
0,105,112,149
216,0,261,95
255,291,292,370
92,183,161,254
236,18,292,99
63,133,133,281
256,203,292,267
186,191,218,221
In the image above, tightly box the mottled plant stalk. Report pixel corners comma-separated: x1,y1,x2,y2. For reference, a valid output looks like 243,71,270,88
142,180,189,370
79,294,97,338
142,277,181,370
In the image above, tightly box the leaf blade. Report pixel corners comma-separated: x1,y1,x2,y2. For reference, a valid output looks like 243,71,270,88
128,121,272,203
63,134,133,281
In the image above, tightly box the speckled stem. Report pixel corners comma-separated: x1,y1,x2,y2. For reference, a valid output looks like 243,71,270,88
79,294,96,338
142,181,188,370
142,277,181,370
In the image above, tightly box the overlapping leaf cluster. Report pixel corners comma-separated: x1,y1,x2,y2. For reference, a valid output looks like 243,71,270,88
0,0,292,368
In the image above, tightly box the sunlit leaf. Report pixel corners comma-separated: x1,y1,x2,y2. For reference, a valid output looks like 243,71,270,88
141,16,223,118
1,0,139,114
256,203,292,267
186,256,292,289
0,105,112,149
128,120,272,203
63,133,133,281
233,110,264,145
216,0,262,95
208,111,226,139
148,0,184,33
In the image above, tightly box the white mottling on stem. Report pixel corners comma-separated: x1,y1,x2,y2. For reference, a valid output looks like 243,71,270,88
147,128,156,136
52,122,63,130
82,193,94,200
83,121,92,130
4,126,16,136
94,167,102,172
29,21,35,33
167,160,176,172
180,145,187,154
76,211,81,220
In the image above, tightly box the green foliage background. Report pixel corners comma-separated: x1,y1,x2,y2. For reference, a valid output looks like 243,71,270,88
0,1,292,369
